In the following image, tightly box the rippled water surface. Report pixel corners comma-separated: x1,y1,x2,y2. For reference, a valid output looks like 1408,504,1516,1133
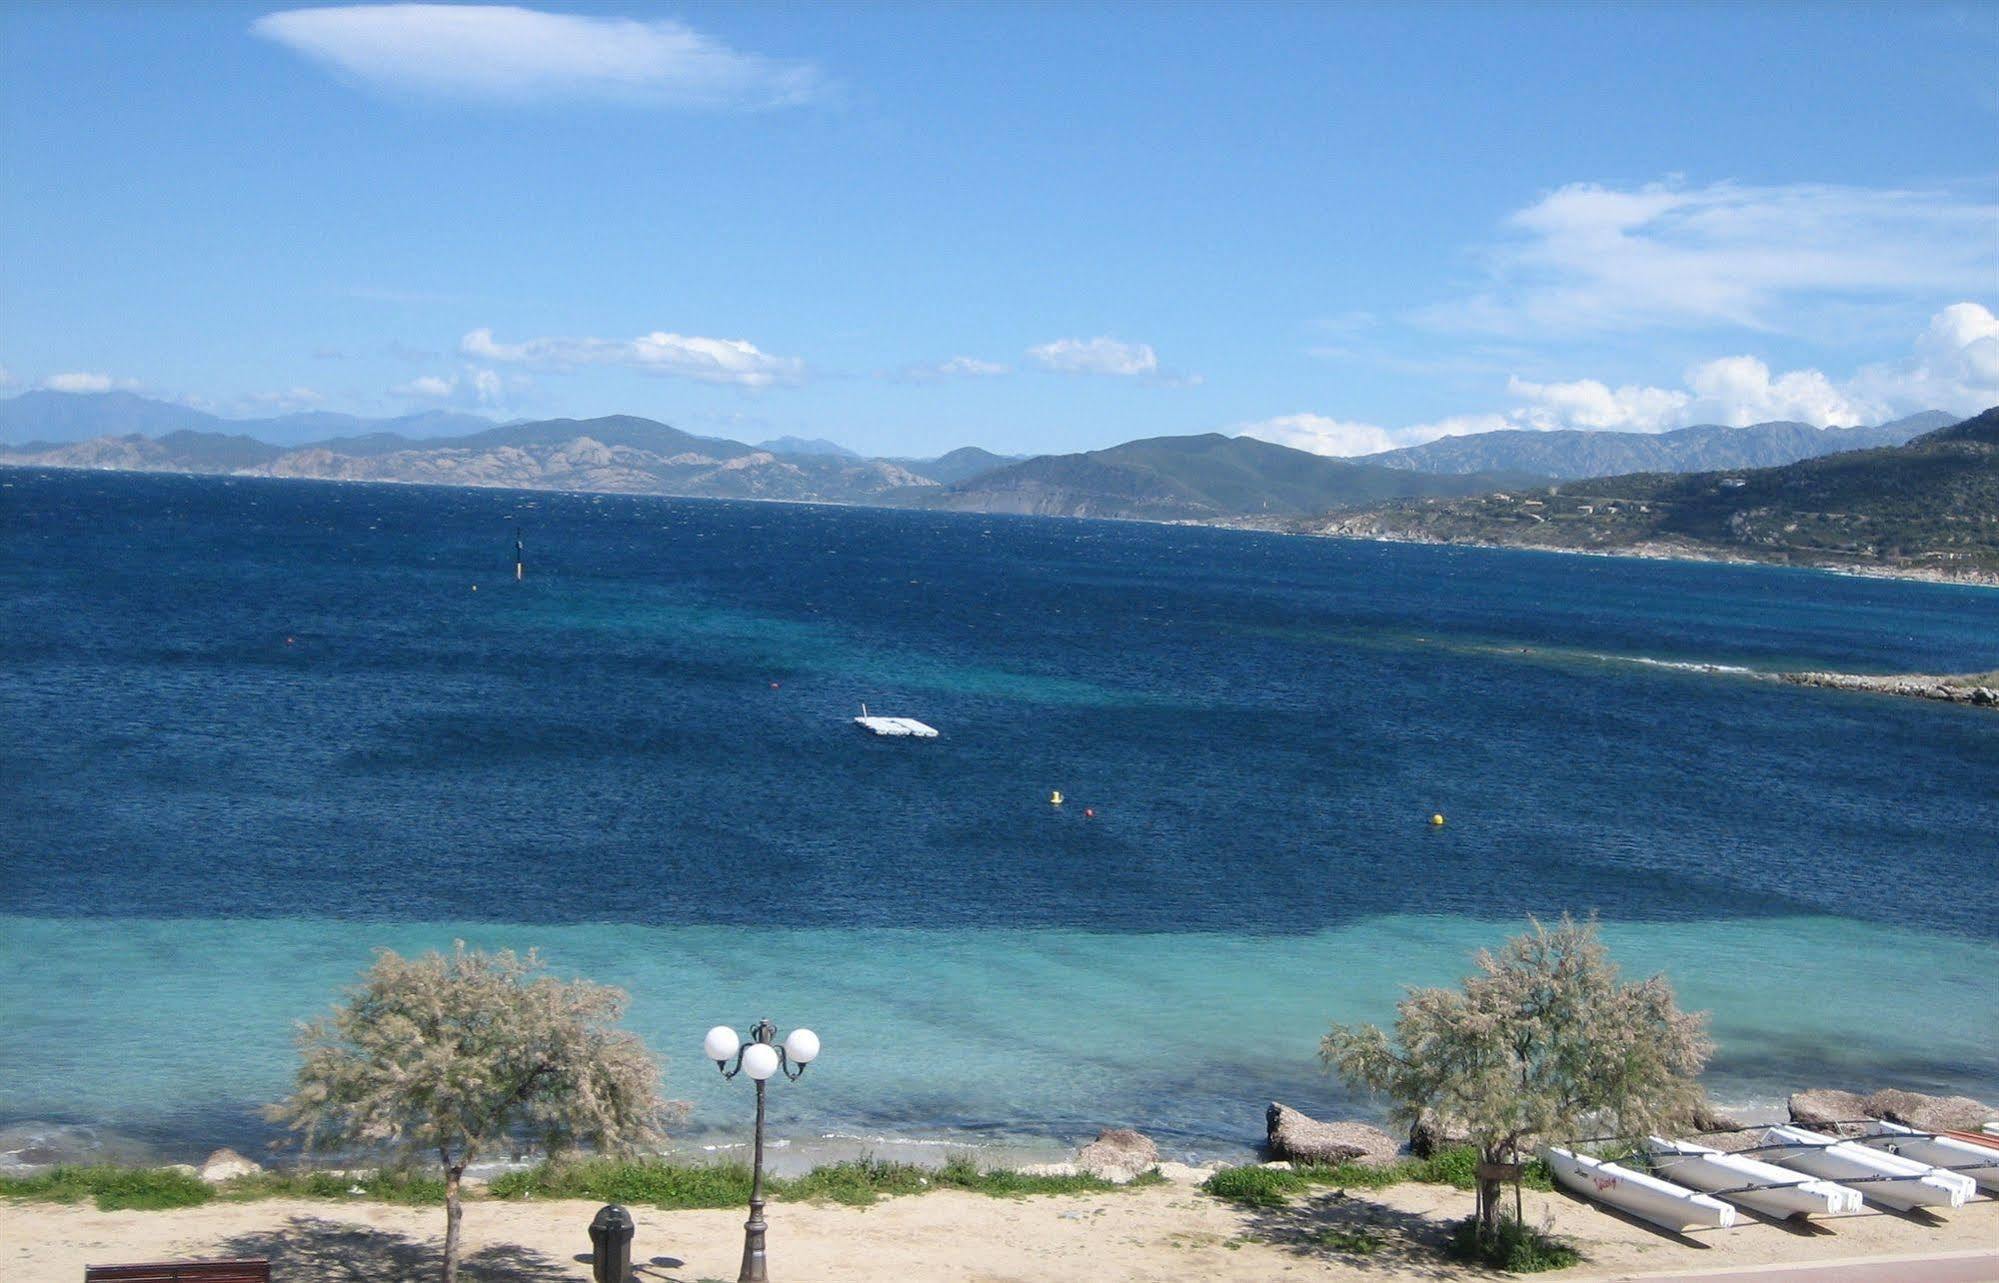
2,469,1995,1159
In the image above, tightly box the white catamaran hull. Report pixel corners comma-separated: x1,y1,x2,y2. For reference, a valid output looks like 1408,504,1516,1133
1541,1145,1737,1232
1859,1121,1999,1195
1641,1136,1861,1219
1761,1126,1973,1211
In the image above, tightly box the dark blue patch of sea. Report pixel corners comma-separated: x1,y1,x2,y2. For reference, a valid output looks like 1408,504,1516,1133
3,467,1997,937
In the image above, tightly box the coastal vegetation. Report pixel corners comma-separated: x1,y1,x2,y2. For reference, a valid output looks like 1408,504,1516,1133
266,944,676,1283
1321,916,1711,1249
1310,407,1999,581
1198,1145,1550,1208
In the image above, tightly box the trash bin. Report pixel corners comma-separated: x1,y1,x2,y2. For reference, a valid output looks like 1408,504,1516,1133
588,1203,635,1283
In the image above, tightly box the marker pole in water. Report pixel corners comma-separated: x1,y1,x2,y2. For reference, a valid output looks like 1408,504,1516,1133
515,527,524,582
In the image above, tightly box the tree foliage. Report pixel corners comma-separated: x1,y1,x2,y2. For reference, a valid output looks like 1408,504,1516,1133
1321,916,1711,1234
268,944,679,1283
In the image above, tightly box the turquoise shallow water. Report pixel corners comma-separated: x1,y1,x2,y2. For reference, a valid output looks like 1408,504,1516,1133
1,469,1996,1161
2,914,1995,1163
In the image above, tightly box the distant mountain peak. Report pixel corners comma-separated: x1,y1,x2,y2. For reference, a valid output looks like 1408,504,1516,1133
758,435,858,458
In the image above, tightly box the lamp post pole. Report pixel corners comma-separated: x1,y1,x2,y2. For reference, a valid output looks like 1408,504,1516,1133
705,1018,819,1283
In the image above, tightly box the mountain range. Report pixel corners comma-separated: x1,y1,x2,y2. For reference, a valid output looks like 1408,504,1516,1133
1359,412,1955,479
1311,408,1999,581
0,391,1965,525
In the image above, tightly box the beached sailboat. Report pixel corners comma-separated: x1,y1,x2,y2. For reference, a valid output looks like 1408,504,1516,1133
1640,1136,1861,1218
1857,1121,1999,1194
1540,1145,1737,1231
1759,1125,1974,1211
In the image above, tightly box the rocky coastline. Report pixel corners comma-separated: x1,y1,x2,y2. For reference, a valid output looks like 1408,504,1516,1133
1778,670,1999,707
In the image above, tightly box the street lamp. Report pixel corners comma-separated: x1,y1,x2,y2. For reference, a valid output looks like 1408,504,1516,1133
705,1019,819,1283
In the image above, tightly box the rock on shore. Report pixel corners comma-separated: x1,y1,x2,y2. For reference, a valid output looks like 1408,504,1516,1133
1073,1129,1160,1183
1266,1102,1400,1167
1790,1087,1996,1136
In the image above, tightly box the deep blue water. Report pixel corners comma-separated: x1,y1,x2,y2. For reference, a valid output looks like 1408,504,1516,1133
2,467,1996,1160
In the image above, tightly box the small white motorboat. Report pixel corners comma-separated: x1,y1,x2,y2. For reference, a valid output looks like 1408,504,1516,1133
1858,1121,1999,1194
1540,1145,1737,1232
1641,1136,1861,1218
1760,1126,1973,1211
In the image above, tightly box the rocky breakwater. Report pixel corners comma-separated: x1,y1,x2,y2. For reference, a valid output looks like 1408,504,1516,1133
1779,670,1999,707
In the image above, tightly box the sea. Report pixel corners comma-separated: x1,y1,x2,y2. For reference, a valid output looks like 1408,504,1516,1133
2,467,1996,1168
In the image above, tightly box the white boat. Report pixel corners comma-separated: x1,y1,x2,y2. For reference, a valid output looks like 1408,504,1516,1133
1760,1125,1973,1211
853,704,939,738
1641,1136,1861,1219
1858,1121,1999,1194
1540,1145,1737,1231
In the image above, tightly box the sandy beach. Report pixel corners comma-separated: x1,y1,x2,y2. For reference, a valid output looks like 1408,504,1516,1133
7,1173,1995,1283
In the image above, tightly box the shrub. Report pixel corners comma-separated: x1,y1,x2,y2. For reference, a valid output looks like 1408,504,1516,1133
1200,1165,1306,1207
1446,1217,1580,1273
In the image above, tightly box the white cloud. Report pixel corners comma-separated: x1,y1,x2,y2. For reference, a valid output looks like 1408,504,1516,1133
1238,302,1999,456
0,364,13,388
253,5,826,108
1424,179,1995,335
1027,336,1161,377
42,372,120,393
393,374,459,401
1500,376,1691,432
462,327,804,388
1847,301,1999,417
902,355,1010,381
1236,412,1511,458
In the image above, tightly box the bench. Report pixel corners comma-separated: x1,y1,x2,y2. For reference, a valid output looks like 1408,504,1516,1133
84,1261,270,1283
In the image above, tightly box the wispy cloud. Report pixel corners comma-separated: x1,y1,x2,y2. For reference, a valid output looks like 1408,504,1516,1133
1239,302,1999,456
462,327,805,387
0,364,14,389
239,386,326,413
1421,179,1995,336
391,366,520,410
899,355,1010,382
41,371,132,393
1027,336,1160,377
254,5,827,109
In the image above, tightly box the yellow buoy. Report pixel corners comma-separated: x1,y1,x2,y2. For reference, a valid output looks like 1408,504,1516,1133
1429,813,1446,826
1050,790,1064,806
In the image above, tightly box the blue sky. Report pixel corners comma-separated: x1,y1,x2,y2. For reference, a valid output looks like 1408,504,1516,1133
2,1,1995,457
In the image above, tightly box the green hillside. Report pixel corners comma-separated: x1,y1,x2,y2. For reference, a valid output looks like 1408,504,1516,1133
1313,407,1999,580
928,433,1531,519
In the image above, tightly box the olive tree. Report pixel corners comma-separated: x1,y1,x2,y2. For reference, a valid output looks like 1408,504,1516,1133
269,944,680,1283
1321,916,1710,1239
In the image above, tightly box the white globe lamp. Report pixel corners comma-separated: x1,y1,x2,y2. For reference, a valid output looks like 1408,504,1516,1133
741,1042,781,1081
783,1028,820,1065
704,1025,740,1065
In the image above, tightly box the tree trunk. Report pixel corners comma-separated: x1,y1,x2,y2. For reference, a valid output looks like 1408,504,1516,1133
442,1165,464,1283
1478,1145,1503,1237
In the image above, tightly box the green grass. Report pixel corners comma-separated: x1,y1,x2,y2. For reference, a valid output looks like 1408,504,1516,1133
488,1153,1157,1209
1447,1217,1580,1272
1310,1227,1381,1255
223,1168,447,1204
0,1165,214,1211
1200,1146,1553,1206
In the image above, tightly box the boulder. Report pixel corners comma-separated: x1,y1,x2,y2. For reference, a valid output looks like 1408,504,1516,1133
197,1147,263,1183
1864,1090,1997,1134
1788,1089,1871,1134
1408,1109,1474,1159
1266,1102,1400,1167
1074,1128,1158,1183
